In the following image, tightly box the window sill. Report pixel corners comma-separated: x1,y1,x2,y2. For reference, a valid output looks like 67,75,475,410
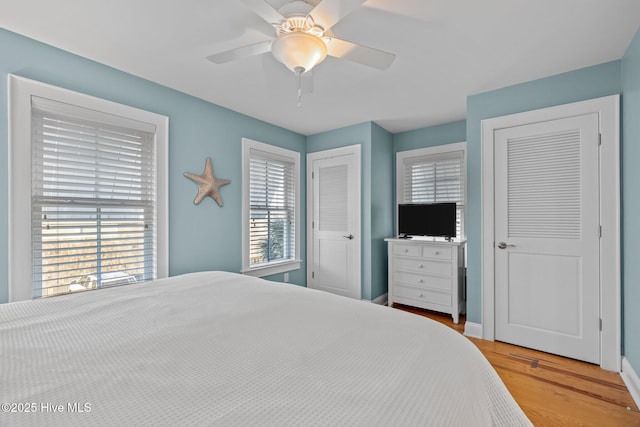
242,260,302,278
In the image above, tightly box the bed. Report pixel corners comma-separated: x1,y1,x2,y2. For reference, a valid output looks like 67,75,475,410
0,271,531,426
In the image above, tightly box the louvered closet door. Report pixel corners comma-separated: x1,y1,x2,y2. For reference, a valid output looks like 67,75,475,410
309,151,360,299
494,113,600,364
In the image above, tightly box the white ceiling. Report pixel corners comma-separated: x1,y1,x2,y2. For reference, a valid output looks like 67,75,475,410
2,0,640,135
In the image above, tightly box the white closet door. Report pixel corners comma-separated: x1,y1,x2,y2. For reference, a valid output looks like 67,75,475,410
494,113,600,364
308,148,361,299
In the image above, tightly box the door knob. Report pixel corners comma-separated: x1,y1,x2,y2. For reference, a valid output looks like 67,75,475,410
497,241,515,249
343,234,354,240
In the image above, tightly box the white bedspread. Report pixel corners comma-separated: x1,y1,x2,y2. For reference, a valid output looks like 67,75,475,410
1,271,531,426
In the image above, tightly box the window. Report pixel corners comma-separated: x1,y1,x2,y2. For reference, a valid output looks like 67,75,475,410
9,75,168,302
396,142,466,238
242,138,300,277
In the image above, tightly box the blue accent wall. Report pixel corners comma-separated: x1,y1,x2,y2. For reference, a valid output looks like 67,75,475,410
0,28,306,303
465,61,622,324
622,28,640,374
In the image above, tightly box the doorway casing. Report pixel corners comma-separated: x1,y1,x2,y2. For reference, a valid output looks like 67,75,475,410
480,95,620,371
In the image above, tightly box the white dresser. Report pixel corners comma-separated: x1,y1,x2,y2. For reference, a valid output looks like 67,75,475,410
385,238,465,323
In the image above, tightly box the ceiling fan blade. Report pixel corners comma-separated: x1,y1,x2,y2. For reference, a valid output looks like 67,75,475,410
325,37,395,70
206,40,273,64
238,0,285,25
309,0,367,31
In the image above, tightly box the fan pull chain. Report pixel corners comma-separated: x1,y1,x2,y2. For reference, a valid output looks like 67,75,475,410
294,66,304,108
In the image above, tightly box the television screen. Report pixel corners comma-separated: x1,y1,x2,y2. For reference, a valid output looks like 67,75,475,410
398,203,456,238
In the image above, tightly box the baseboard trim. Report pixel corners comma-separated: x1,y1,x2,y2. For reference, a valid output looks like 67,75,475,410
621,357,640,409
464,321,483,339
371,293,388,306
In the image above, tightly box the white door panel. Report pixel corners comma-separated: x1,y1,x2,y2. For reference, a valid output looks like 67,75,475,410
494,113,600,364
505,252,581,334
307,146,361,299
317,239,349,292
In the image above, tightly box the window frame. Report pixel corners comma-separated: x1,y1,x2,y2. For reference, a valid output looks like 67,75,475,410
241,137,301,277
396,141,467,239
8,74,169,302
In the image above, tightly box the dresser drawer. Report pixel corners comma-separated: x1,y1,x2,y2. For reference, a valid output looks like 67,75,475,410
392,284,452,306
386,238,465,324
421,245,452,260
392,244,420,258
393,258,452,277
392,271,452,291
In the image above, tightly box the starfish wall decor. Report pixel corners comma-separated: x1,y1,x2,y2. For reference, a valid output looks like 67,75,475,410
183,157,231,207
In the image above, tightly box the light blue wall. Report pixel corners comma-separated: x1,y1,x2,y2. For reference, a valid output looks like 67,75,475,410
622,29,640,374
393,120,467,153
370,123,394,299
0,29,307,303
465,61,623,324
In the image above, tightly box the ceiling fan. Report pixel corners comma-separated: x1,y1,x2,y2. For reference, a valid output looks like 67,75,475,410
207,0,396,105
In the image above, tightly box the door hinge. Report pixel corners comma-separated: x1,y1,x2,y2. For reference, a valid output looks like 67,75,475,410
312,221,315,229
599,225,602,238
312,172,314,179
312,271,315,279
599,318,602,331
598,133,602,146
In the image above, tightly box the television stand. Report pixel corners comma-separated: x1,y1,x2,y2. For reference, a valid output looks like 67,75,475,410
385,238,466,323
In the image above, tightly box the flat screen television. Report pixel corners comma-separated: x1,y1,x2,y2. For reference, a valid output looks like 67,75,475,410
398,202,457,239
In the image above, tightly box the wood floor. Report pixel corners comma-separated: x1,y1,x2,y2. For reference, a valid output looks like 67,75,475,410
392,304,640,427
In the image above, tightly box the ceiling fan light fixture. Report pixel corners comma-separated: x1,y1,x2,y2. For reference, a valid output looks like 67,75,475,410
271,31,328,73
280,14,312,33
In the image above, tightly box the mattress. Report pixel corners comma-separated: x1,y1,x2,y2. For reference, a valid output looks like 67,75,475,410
0,271,531,426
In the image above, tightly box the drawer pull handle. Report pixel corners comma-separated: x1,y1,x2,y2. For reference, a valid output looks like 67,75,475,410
418,279,424,283
419,293,424,298
435,251,440,255
419,264,424,268
404,249,409,253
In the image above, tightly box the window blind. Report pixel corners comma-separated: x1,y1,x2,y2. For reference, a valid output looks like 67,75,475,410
31,96,157,298
249,149,295,267
403,150,465,237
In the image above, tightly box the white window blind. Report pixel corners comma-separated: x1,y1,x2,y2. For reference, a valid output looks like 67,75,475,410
31,96,157,298
248,149,296,267
403,150,465,237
